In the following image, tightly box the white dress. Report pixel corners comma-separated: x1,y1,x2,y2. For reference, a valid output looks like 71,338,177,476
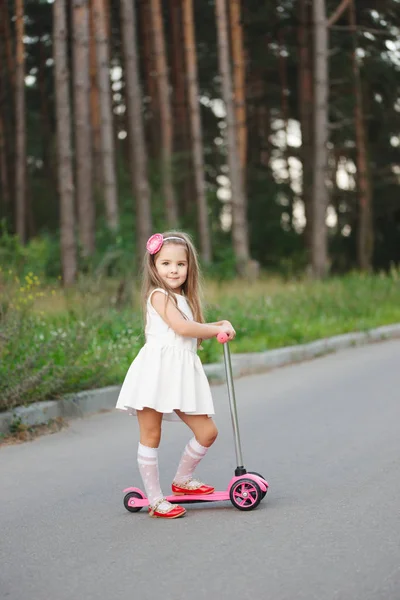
115,288,215,421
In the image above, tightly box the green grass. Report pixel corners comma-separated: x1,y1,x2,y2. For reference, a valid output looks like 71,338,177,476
1,270,399,412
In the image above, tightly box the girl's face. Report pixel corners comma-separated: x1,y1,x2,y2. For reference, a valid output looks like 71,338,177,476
155,244,188,294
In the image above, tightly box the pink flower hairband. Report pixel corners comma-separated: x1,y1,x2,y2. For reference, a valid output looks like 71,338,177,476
146,233,186,255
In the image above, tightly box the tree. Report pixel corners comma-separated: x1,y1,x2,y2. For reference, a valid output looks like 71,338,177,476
139,0,159,161
15,0,26,243
53,0,77,284
89,1,102,186
311,0,329,278
38,34,56,189
0,112,10,207
72,0,95,257
0,0,15,215
0,0,15,92
348,0,373,270
215,0,250,274
230,0,247,179
169,0,192,218
298,0,314,252
150,0,178,226
183,0,211,262
120,0,152,262
278,29,294,216
92,0,119,231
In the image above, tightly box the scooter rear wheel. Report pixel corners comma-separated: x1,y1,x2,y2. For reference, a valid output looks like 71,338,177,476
229,478,262,511
248,471,268,499
124,491,144,513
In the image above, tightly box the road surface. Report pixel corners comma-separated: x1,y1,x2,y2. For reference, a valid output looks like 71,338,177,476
1,340,400,600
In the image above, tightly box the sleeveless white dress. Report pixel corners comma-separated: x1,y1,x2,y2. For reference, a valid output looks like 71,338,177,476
115,288,215,421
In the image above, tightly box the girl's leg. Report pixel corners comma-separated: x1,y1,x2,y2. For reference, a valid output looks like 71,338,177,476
172,413,218,491
137,406,163,448
136,408,183,514
175,412,218,448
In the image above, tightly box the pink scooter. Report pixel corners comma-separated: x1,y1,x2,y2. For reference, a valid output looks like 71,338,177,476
123,334,269,513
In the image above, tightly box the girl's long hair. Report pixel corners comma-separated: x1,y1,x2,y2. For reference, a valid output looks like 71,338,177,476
141,231,205,328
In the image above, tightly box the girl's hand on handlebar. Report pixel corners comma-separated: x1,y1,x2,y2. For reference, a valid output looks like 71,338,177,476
218,323,236,340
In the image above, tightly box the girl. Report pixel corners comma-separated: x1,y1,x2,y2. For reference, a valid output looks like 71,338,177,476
116,231,236,519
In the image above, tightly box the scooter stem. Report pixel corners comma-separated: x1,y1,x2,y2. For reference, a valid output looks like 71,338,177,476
222,342,245,471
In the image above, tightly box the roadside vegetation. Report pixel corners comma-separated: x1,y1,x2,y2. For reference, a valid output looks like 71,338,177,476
1,263,399,412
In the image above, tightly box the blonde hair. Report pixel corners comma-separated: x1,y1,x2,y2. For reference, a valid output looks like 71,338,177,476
141,231,205,327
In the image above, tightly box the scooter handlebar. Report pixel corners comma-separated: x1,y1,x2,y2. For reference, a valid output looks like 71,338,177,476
216,332,229,344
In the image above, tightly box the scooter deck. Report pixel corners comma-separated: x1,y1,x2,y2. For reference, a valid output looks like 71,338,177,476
126,491,231,508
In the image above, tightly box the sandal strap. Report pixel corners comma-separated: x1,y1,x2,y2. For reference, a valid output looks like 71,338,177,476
173,477,204,490
149,498,172,516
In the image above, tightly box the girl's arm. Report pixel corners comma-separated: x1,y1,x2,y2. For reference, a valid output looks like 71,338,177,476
209,320,233,327
151,292,235,340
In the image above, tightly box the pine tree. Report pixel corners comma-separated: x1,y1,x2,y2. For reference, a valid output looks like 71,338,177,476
120,0,152,261
72,0,95,256
54,0,77,284
183,0,211,262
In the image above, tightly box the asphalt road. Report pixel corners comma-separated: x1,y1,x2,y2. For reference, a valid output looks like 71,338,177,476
1,340,400,600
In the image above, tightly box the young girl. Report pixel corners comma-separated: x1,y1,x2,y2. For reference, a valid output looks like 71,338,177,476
116,231,236,519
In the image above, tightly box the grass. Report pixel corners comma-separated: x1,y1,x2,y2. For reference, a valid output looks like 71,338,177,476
0,417,67,446
1,268,400,412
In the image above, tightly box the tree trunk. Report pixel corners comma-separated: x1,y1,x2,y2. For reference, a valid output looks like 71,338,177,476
349,0,373,270
183,0,211,263
120,0,152,262
89,0,102,186
0,111,10,207
139,0,159,161
0,0,15,209
38,35,57,189
278,29,294,222
53,0,77,285
72,0,95,257
229,0,247,179
26,178,36,238
298,0,314,251
1,0,15,91
311,0,329,278
15,0,26,243
169,0,186,153
247,70,270,169
169,0,192,219
150,0,178,227
92,0,119,231
215,0,250,273
103,0,119,155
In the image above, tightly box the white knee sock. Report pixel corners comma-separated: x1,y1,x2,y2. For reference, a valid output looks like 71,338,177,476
137,443,170,510
173,437,209,484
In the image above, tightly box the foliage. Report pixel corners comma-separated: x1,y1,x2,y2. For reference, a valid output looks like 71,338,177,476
1,270,399,411
0,222,60,279
0,275,144,412
0,0,399,274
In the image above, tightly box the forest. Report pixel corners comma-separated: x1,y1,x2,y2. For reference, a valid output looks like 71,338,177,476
0,0,399,283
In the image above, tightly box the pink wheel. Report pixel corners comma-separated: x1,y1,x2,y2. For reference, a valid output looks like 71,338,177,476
229,478,262,511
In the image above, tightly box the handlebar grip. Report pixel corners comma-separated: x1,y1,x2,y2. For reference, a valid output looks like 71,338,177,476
217,332,229,344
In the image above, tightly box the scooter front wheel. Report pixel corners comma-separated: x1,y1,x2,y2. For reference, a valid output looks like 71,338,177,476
124,491,144,513
229,478,262,511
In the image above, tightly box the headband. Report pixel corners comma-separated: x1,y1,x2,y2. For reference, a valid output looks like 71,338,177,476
146,233,186,255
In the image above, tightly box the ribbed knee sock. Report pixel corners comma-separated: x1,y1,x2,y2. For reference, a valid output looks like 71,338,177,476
173,437,209,484
137,443,170,510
